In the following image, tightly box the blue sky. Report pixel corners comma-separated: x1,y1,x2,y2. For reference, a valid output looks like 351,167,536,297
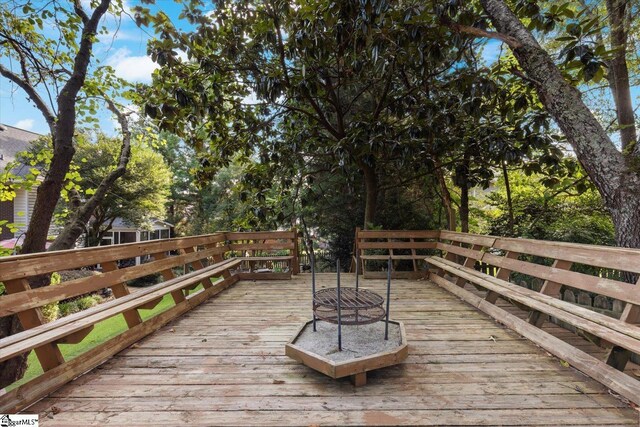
0,3,637,141
0,0,185,135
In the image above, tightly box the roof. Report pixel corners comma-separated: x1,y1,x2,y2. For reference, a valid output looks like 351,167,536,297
0,124,43,177
109,217,174,231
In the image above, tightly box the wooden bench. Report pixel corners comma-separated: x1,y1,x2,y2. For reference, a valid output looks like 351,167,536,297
353,228,438,278
0,230,299,413
425,230,640,405
0,258,242,364
226,230,300,280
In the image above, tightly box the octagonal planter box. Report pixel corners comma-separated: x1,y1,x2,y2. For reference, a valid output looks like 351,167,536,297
285,320,408,386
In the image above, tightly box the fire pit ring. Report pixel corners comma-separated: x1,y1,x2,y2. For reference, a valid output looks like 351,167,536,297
313,287,386,325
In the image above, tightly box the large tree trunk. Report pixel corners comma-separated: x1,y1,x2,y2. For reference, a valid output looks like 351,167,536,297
434,159,456,231
605,0,638,152
49,103,131,251
501,162,514,235
0,317,27,388
459,155,470,233
479,0,640,249
611,191,640,249
0,0,114,389
361,163,378,229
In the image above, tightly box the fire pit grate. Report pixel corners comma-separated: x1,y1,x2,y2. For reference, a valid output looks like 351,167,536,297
313,287,385,325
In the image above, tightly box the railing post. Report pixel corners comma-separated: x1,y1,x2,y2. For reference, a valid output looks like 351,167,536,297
485,251,520,304
181,246,212,290
3,279,65,371
527,259,572,327
101,261,143,328
605,277,640,371
152,251,186,304
455,244,485,287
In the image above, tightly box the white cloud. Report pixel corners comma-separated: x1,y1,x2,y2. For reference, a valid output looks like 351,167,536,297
14,119,34,130
106,48,158,83
98,29,139,46
110,104,141,131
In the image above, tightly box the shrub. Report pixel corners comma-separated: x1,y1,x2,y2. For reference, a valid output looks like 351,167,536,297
58,295,103,317
41,272,62,322
41,303,60,323
127,273,162,288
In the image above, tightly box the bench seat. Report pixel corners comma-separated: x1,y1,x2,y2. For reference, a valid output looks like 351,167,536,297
239,256,294,261
0,258,242,364
425,256,640,356
360,255,426,260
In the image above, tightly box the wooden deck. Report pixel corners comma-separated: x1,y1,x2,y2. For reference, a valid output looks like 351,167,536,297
29,274,639,426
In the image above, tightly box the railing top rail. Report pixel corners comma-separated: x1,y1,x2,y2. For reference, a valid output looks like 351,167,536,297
356,230,439,239
441,230,640,274
0,230,301,282
0,233,227,281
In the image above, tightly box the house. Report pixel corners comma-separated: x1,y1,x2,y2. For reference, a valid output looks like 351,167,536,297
0,124,42,241
98,217,173,265
99,217,173,246
1,124,173,253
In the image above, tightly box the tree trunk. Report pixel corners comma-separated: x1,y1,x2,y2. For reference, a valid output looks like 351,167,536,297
0,317,27,388
502,162,514,235
0,0,113,388
20,140,76,254
610,191,640,249
361,163,378,229
434,159,456,231
479,0,640,249
459,153,470,233
605,0,638,153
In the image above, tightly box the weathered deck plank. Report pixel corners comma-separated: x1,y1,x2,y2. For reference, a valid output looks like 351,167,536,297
29,274,638,426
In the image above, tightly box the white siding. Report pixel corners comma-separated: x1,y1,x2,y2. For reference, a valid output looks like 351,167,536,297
13,189,29,235
12,187,39,236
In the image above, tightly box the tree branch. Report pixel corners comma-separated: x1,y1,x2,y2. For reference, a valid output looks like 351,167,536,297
0,64,57,132
73,0,90,24
446,21,522,49
56,0,111,135
49,96,132,251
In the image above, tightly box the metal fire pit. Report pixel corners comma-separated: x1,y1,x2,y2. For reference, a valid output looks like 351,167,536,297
313,287,385,325
286,256,407,386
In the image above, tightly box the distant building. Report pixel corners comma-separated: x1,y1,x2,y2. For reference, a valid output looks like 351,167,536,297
0,124,42,241
98,218,173,265
99,217,173,245
1,124,173,252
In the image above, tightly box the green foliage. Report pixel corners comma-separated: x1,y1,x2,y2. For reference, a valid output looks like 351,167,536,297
127,273,162,288
58,295,103,318
75,133,172,246
0,0,131,128
40,272,62,323
40,302,60,323
477,170,614,246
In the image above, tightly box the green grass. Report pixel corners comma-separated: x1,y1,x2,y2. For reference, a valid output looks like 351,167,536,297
8,284,205,391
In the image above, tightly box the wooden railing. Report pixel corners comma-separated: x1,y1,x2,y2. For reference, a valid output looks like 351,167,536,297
352,228,439,278
0,230,299,412
427,230,640,405
4,228,640,410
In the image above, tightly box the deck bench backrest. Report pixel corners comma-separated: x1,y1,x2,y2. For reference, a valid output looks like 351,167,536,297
0,233,230,377
225,230,300,277
430,230,640,405
436,231,640,369
354,228,439,278
438,231,640,306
